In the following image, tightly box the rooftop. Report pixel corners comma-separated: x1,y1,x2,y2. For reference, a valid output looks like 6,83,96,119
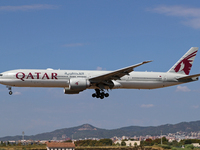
46,142,75,148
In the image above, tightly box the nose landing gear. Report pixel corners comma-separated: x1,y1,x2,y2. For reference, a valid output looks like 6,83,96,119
92,89,109,99
9,91,13,95
7,86,13,95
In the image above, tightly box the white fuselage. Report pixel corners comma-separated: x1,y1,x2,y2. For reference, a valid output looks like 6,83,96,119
1,47,199,97
0,69,190,90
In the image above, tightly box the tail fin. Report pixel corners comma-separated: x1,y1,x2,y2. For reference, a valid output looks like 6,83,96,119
167,47,198,75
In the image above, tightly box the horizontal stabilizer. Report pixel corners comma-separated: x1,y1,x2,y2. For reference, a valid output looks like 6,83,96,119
178,73,200,80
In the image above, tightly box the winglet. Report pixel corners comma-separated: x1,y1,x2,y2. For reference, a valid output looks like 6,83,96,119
143,60,153,64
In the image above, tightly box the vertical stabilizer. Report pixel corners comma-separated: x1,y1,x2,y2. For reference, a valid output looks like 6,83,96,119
168,47,198,75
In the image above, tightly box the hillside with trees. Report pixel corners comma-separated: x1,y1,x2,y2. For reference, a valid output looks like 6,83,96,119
0,121,200,141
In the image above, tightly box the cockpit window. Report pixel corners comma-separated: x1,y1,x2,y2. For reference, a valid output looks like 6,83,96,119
0,74,3,76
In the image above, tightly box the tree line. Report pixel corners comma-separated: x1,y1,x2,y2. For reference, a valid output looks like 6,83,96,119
142,137,200,146
75,139,113,146
75,137,200,149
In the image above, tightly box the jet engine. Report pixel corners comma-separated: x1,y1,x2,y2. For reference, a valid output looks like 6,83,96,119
111,80,122,89
64,78,90,94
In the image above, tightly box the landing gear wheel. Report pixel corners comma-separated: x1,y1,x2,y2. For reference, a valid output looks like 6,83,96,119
100,93,104,99
105,93,109,97
92,93,96,98
92,89,109,99
96,94,100,98
9,91,13,95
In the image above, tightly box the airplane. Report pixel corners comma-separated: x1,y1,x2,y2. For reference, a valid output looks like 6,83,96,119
0,47,200,99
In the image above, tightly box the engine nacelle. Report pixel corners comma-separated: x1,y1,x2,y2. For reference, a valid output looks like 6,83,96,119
69,78,90,90
110,80,122,89
64,78,90,94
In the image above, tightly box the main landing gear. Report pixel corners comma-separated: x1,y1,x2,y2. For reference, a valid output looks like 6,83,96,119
92,89,109,99
7,86,13,95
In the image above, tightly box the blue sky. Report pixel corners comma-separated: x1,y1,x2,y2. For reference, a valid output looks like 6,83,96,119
1,0,200,137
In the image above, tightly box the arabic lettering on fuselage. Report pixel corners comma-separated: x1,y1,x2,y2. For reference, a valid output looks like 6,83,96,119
65,72,84,75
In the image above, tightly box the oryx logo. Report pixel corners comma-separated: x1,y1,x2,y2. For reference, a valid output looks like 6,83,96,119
75,82,79,85
174,51,197,75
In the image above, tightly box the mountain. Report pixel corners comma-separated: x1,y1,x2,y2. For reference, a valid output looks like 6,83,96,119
1,121,200,141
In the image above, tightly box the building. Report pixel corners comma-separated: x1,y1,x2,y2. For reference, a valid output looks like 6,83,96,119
125,141,140,146
114,140,140,146
192,143,200,147
46,142,75,150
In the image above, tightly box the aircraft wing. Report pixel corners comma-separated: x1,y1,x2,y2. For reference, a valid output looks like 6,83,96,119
89,61,152,81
